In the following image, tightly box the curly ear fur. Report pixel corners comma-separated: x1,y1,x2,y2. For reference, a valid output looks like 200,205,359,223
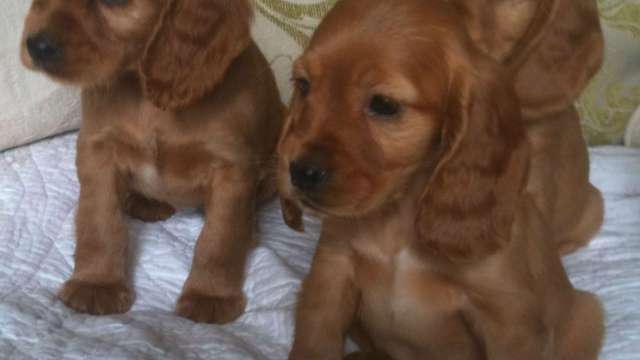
453,0,545,62
414,60,529,263
512,0,603,117
139,0,253,110
455,0,603,118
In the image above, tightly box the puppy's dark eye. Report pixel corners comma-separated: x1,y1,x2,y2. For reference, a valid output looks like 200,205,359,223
295,78,310,97
100,0,129,6
368,95,401,118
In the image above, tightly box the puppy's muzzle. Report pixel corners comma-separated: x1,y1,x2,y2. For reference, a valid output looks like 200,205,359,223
289,160,330,192
26,33,62,68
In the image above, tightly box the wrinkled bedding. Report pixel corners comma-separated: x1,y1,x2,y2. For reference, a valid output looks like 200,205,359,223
0,133,638,360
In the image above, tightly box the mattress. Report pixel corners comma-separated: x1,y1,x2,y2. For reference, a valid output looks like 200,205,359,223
0,133,638,360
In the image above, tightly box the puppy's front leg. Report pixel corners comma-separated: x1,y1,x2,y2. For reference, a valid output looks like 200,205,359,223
467,302,550,360
59,137,132,315
290,231,358,360
176,166,256,324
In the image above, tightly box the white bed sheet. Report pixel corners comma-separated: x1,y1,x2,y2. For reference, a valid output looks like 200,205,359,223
0,133,638,360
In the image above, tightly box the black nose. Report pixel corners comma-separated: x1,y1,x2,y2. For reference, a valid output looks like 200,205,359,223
26,33,62,66
290,161,329,192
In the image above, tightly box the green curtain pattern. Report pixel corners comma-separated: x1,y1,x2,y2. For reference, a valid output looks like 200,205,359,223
576,0,640,145
256,0,338,47
256,0,640,145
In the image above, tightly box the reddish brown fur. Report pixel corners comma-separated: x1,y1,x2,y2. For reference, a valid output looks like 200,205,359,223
278,1,604,359
21,0,284,322
281,0,604,254
453,0,605,254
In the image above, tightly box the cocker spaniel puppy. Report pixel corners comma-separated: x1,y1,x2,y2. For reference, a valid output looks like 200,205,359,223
278,0,604,358
21,0,284,323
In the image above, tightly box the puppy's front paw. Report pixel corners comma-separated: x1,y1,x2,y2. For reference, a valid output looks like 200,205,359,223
59,280,133,315
176,291,246,324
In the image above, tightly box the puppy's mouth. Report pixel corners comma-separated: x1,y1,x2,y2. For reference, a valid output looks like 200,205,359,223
299,197,329,215
293,190,368,219
279,163,369,218
280,181,336,218
287,192,329,218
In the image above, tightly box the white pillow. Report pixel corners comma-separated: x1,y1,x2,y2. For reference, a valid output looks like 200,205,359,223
0,0,81,152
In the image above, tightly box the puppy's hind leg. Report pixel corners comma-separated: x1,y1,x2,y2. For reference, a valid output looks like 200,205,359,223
557,185,604,255
123,192,175,222
557,290,604,360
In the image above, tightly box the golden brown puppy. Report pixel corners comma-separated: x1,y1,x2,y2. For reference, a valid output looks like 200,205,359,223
453,0,605,254
21,0,283,323
278,0,604,359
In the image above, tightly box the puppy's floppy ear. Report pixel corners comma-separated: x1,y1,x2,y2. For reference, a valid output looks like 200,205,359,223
453,0,549,62
414,60,528,263
139,0,252,110
456,0,603,117
510,0,603,117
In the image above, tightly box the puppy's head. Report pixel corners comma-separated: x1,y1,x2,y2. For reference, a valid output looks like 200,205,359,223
278,0,453,221
279,0,528,261
21,0,252,110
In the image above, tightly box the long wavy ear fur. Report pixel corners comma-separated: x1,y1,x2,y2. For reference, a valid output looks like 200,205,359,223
453,0,549,62
455,0,603,118
139,0,253,110
512,0,603,117
414,60,529,263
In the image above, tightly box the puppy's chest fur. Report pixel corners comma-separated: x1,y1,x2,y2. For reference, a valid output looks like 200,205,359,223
83,82,247,209
345,205,480,358
120,106,217,208
124,127,205,208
